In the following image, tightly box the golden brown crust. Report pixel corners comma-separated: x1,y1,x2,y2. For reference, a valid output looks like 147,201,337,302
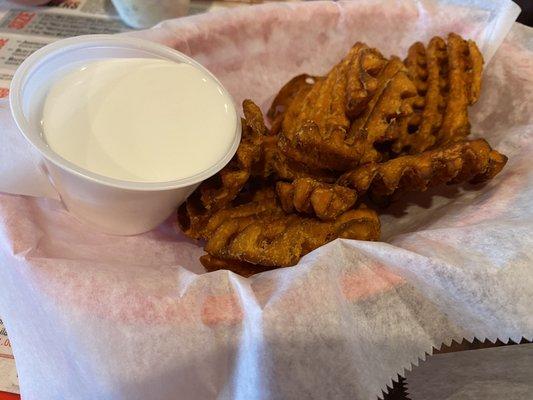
348,57,418,164
392,33,484,154
200,254,277,277
198,99,266,212
438,33,471,143
177,192,210,240
338,139,507,198
204,205,380,267
278,55,353,170
393,38,446,154
256,136,337,183
177,100,267,239
267,74,320,135
278,46,417,170
345,44,388,118
202,187,279,240
466,40,483,104
276,178,357,220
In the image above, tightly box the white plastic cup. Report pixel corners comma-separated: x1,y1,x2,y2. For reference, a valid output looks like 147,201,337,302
9,35,240,235
111,0,190,29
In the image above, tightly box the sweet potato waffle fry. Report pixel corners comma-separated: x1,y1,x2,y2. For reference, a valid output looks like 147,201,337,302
177,100,266,239
392,33,484,154
254,136,337,183
267,74,320,135
348,57,418,164
204,204,380,267
200,254,275,277
277,45,419,169
177,33,507,276
276,178,357,220
338,139,507,199
198,99,266,212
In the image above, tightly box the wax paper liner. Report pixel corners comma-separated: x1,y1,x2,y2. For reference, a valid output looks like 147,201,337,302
0,1,531,399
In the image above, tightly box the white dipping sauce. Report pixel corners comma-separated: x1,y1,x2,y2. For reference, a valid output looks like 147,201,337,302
42,58,236,182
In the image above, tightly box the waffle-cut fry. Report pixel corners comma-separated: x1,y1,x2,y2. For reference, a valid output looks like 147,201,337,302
256,136,337,182
199,99,266,211
177,191,210,240
392,38,446,154
439,33,483,143
180,183,277,242
345,44,388,118
466,40,483,104
205,206,380,267
177,100,267,239
202,187,279,240
338,139,507,199
392,33,484,154
276,178,357,220
349,57,418,164
278,43,395,171
267,74,320,135
200,254,276,277
278,57,352,170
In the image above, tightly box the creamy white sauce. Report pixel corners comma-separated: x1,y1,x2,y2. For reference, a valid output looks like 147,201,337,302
41,58,236,182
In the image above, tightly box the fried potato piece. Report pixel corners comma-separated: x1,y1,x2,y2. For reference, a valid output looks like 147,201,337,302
348,57,418,164
256,136,337,182
178,100,267,239
177,191,211,240
276,178,357,220
278,43,401,171
338,139,507,200
205,206,380,267
345,44,390,118
267,74,320,135
200,254,277,277
268,74,318,121
199,99,266,211
278,46,417,170
440,33,483,143
180,182,277,242
202,187,279,240
393,33,484,154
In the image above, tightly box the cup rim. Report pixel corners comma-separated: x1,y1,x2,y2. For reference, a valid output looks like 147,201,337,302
9,34,241,192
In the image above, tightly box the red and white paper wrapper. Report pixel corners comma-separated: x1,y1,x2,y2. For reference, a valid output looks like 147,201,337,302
0,1,531,399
